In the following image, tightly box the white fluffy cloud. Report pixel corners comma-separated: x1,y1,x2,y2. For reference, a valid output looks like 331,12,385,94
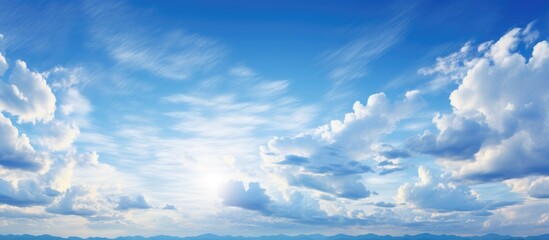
411,26,549,181
505,176,549,199
0,60,56,124
483,199,549,236
0,178,54,207
0,113,48,171
397,166,513,212
38,121,80,151
261,92,420,199
528,177,549,199
46,186,98,216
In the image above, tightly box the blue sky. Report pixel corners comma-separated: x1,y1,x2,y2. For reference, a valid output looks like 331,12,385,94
0,0,548,237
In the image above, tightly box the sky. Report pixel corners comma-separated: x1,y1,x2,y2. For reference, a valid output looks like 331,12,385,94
0,0,548,237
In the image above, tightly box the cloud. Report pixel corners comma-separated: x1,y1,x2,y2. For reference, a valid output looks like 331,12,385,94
397,166,516,212
218,181,355,225
325,9,410,84
162,204,176,210
0,60,56,124
0,112,47,171
218,181,270,212
369,201,396,208
37,121,80,151
411,26,549,181
0,206,51,219
0,51,6,77
322,3,413,100
407,114,492,160
45,67,92,123
417,42,479,92
261,92,421,199
229,66,255,78
116,195,152,211
251,80,289,98
89,3,224,81
268,190,348,225
528,177,549,199
46,186,97,217
374,143,410,159
0,178,53,207
288,173,371,199
483,199,549,236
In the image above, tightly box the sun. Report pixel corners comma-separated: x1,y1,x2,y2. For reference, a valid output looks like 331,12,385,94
201,173,226,194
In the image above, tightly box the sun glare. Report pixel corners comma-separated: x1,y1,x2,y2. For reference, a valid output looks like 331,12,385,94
202,173,225,194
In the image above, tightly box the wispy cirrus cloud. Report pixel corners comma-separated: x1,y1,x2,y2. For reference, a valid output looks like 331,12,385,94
87,2,225,81
323,3,415,99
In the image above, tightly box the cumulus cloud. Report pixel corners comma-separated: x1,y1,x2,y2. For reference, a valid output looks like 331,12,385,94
261,92,421,199
483,199,549,235
46,186,97,216
408,114,493,160
0,60,56,124
397,166,515,212
287,173,370,199
268,190,346,225
218,181,270,212
0,206,51,219
116,195,152,210
528,177,549,199
218,181,355,225
0,178,54,207
374,143,410,160
505,177,549,199
38,121,80,151
45,67,92,124
410,26,549,181
0,113,47,171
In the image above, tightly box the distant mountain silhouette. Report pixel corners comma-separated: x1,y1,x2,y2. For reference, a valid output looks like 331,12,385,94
2,233,548,240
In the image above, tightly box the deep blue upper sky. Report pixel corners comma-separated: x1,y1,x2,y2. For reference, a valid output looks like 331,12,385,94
0,0,548,237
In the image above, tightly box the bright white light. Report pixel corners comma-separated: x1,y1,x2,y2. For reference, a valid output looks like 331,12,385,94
202,173,225,194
